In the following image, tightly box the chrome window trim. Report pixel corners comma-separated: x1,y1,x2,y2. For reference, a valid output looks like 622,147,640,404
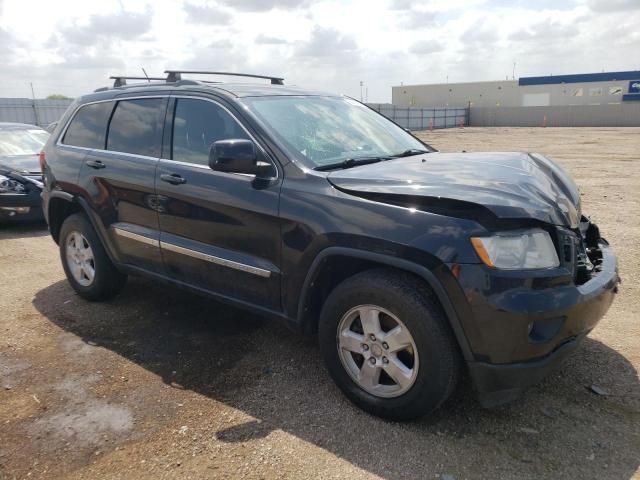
158,158,266,178
159,158,211,170
113,227,160,247
160,241,272,278
57,94,279,180
94,149,160,162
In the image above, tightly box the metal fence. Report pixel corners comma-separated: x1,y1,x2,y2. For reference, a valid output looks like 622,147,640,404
0,98,74,127
1,97,474,131
367,103,468,130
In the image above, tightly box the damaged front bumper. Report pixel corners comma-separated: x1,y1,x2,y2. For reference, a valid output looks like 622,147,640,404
453,226,619,407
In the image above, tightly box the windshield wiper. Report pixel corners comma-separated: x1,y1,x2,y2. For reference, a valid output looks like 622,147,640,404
390,148,431,158
313,149,430,171
313,156,391,171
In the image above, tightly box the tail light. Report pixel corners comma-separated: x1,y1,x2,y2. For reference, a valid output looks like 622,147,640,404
38,151,46,176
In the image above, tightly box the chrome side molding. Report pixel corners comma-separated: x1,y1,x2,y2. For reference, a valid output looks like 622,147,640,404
160,241,272,278
112,226,271,278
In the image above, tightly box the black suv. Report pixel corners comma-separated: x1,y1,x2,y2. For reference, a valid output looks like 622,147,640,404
41,71,619,420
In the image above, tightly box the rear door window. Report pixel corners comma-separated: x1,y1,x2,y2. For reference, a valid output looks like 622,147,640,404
107,98,166,157
62,102,113,149
172,98,249,166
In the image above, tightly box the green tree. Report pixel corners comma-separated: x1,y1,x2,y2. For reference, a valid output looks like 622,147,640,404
46,94,72,100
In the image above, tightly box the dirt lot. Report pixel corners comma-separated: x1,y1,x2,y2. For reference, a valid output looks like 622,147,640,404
1,127,639,480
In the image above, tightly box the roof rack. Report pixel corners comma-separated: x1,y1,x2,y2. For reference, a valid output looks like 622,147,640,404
110,75,167,87
164,70,284,85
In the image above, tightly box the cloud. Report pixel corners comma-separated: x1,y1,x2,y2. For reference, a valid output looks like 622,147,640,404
62,52,125,70
508,19,580,42
179,41,251,74
389,0,414,10
183,2,232,24
255,34,288,45
409,39,444,55
486,0,578,9
0,27,16,62
587,0,638,12
399,10,438,29
460,22,501,44
0,27,13,46
503,17,585,62
209,39,234,49
295,27,358,59
218,0,309,12
57,9,154,46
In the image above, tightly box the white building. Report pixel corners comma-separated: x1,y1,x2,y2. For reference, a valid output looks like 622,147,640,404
392,70,640,108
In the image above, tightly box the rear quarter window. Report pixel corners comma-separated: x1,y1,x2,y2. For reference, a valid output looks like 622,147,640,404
62,102,114,149
107,98,166,157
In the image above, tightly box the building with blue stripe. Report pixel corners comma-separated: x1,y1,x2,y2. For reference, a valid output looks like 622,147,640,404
393,70,640,108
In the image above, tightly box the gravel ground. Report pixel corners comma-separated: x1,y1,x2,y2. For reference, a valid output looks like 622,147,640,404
0,127,638,480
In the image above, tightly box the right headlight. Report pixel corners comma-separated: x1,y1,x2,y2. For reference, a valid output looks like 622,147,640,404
470,229,559,270
0,174,27,194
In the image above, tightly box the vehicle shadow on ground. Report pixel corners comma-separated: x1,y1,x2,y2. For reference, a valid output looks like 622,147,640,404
0,221,48,240
33,277,640,479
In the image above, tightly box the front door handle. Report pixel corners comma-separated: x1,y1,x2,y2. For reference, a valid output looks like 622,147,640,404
160,173,187,185
85,159,105,169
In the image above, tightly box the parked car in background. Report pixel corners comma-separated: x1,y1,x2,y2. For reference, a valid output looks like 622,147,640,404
41,72,619,420
0,123,49,222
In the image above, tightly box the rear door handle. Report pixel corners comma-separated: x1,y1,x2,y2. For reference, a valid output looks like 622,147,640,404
160,173,187,185
85,159,105,169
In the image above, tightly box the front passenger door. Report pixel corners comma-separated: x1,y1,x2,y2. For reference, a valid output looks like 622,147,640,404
156,96,282,311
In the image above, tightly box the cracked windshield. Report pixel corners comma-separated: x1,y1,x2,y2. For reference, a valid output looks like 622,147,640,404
243,96,426,168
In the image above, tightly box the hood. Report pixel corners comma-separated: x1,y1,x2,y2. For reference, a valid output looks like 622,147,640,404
327,152,581,228
0,154,41,175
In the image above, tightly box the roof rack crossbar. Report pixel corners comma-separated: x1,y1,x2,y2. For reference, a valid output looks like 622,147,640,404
164,70,284,85
110,76,167,87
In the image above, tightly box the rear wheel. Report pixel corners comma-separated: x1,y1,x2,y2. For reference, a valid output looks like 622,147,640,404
319,269,461,420
59,213,127,301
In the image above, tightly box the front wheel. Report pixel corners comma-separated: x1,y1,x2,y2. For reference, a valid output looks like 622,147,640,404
318,269,461,420
59,213,127,301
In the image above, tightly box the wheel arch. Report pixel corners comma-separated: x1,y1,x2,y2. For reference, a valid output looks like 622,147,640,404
47,193,120,266
47,191,81,243
297,247,474,361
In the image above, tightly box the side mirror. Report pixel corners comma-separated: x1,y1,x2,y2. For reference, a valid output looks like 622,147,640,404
209,139,258,175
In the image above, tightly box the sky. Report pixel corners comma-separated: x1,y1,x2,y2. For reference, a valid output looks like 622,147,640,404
0,0,638,102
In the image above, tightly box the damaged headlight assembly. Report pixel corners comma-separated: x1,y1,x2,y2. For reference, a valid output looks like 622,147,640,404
0,174,27,194
471,229,559,270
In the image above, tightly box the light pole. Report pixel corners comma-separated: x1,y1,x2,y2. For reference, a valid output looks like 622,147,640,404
360,81,364,102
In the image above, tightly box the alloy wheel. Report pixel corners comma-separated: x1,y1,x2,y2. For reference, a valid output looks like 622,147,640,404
336,304,419,398
65,231,95,287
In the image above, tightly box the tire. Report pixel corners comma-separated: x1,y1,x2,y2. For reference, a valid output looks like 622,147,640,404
59,213,127,301
318,268,461,421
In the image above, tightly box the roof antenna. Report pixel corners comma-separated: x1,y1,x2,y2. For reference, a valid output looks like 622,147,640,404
141,67,150,82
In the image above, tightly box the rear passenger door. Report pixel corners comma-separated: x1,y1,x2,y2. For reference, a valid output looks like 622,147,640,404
155,96,282,311
77,96,168,274
56,101,112,192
